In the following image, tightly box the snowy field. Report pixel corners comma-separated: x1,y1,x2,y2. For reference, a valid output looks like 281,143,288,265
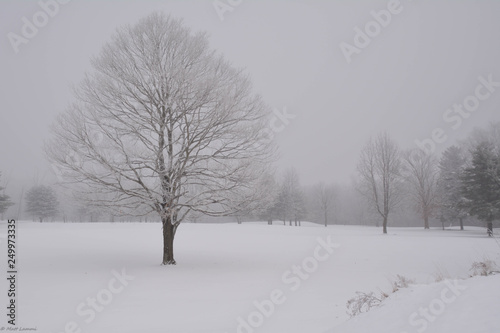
1,221,499,333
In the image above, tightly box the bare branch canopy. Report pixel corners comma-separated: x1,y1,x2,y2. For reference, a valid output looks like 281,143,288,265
46,13,276,264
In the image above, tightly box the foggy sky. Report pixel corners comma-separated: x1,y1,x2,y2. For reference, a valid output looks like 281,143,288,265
1,0,500,190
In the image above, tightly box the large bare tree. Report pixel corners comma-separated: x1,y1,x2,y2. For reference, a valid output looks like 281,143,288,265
46,13,275,265
356,133,402,234
402,149,439,229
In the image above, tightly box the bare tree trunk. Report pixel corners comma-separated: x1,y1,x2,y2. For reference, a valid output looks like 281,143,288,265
459,217,464,231
162,218,176,265
382,216,387,234
487,222,493,237
324,211,327,227
425,216,430,229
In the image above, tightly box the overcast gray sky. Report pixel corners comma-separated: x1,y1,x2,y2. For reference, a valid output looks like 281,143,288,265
1,0,500,190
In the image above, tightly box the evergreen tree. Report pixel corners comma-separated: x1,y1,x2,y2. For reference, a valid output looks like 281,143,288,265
437,146,468,230
0,172,14,217
25,185,59,222
461,142,500,236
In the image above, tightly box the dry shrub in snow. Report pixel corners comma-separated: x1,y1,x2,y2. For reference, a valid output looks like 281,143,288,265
347,274,414,317
433,265,451,282
391,274,414,292
470,260,499,277
346,292,384,317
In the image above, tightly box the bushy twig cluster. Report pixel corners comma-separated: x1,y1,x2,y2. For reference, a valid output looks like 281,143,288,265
346,274,414,317
469,260,499,277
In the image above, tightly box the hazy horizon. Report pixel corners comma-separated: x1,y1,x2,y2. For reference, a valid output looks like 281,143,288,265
1,0,500,190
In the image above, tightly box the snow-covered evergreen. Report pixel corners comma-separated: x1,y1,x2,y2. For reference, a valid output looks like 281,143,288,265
461,141,500,235
0,172,14,217
437,146,468,229
25,185,59,222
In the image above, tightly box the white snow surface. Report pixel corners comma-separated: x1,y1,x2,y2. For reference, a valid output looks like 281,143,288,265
328,274,500,333
1,222,499,333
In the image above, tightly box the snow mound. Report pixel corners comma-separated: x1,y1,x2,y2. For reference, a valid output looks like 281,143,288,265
328,274,500,333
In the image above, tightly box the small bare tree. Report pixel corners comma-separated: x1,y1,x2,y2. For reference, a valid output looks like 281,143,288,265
357,132,402,234
313,182,336,227
402,149,440,229
279,168,305,226
252,172,280,225
46,13,275,265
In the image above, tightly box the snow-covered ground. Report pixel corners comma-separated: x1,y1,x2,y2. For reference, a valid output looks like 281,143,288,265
1,222,499,333
328,274,500,333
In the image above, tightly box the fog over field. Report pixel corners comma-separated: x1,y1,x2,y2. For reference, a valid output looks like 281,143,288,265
1,1,500,186
0,1,500,332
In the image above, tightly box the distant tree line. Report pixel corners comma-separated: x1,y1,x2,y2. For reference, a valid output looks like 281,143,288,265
242,123,500,237
354,123,500,235
2,123,498,239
